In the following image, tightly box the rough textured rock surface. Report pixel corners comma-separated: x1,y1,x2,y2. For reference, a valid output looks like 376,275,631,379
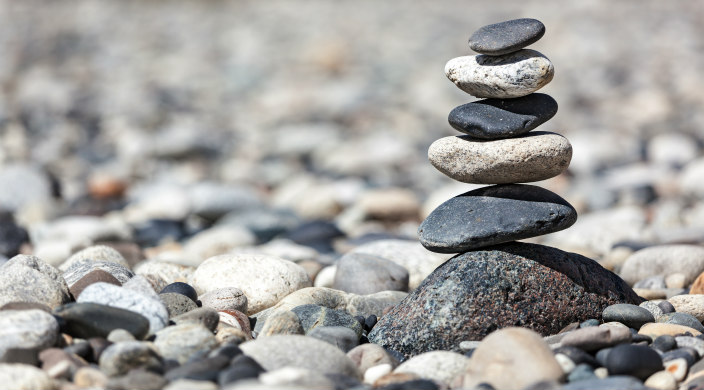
468,18,546,55
428,132,572,184
368,242,642,358
445,49,554,98
448,93,558,139
0,254,71,308
419,184,577,253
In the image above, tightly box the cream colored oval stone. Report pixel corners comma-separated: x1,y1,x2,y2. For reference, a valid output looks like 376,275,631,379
428,131,572,184
191,254,312,315
445,49,554,98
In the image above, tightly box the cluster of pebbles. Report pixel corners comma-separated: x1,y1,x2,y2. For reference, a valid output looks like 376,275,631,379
1,10,704,390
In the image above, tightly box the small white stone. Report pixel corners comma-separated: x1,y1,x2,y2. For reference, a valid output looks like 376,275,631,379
445,49,554,98
554,353,576,374
393,351,470,386
364,363,392,384
314,265,337,288
663,358,687,382
594,367,608,378
644,370,677,390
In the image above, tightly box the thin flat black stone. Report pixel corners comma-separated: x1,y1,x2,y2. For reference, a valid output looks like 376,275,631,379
448,94,557,139
418,184,577,253
469,18,545,56
54,302,150,340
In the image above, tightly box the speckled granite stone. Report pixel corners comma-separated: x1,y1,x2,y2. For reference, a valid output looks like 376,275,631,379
368,242,642,359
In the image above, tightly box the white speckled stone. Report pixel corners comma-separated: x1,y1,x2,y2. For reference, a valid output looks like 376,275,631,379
0,310,59,358
0,255,71,309
428,132,572,184
191,254,311,315
445,49,554,98
669,295,704,322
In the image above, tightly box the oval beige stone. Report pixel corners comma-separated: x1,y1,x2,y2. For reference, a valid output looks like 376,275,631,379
428,131,572,184
638,323,702,338
191,254,312,315
445,49,554,98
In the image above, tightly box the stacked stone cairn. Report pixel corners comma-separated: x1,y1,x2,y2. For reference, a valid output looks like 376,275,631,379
369,18,641,359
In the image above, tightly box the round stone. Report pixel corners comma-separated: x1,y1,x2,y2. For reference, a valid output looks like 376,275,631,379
291,304,363,337
606,344,663,380
0,310,59,359
0,363,54,390
445,49,554,98
99,341,162,377
0,255,71,309
620,245,704,287
419,184,577,253
159,293,198,318
332,253,409,295
160,282,198,302
239,335,359,378
191,254,312,315
602,304,655,329
468,18,546,56
428,132,572,184
448,93,558,140
154,324,217,365
368,242,641,358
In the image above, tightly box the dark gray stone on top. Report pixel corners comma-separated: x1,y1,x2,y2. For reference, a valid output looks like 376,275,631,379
368,242,642,359
418,184,577,253
448,93,557,139
469,18,545,56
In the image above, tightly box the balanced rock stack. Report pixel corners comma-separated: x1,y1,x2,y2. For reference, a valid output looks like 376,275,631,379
369,19,641,359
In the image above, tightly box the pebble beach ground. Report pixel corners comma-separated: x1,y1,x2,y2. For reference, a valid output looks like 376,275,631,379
1,1,704,389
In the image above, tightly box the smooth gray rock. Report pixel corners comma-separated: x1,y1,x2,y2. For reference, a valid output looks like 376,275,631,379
448,93,557,140
0,310,58,359
468,18,545,55
99,341,162,377
307,326,359,352
368,242,642,358
154,324,217,364
198,287,248,314
0,255,71,309
291,304,363,337
171,307,220,332
445,49,554,98
332,253,409,295
239,335,360,378
602,304,654,329
419,185,577,253
658,312,704,333
160,292,198,318
77,282,169,334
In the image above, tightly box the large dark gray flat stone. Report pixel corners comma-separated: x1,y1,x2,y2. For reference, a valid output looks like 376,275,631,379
418,184,577,253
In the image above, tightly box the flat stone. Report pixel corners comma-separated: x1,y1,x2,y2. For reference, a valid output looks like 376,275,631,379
448,93,557,140
658,312,704,333
54,302,150,340
639,323,702,338
368,242,641,358
77,282,169,334
291,304,363,337
199,287,248,313
239,335,360,378
468,18,545,55
455,327,562,390
602,304,654,329
606,344,663,380
0,255,71,309
99,341,162,377
445,49,554,98
68,269,121,299
0,310,58,359
428,132,571,184
418,185,577,253
393,351,469,386
191,253,311,315
154,324,217,364
668,294,704,321
348,239,447,290
332,253,409,295
0,363,55,390
560,326,631,352
620,245,704,286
